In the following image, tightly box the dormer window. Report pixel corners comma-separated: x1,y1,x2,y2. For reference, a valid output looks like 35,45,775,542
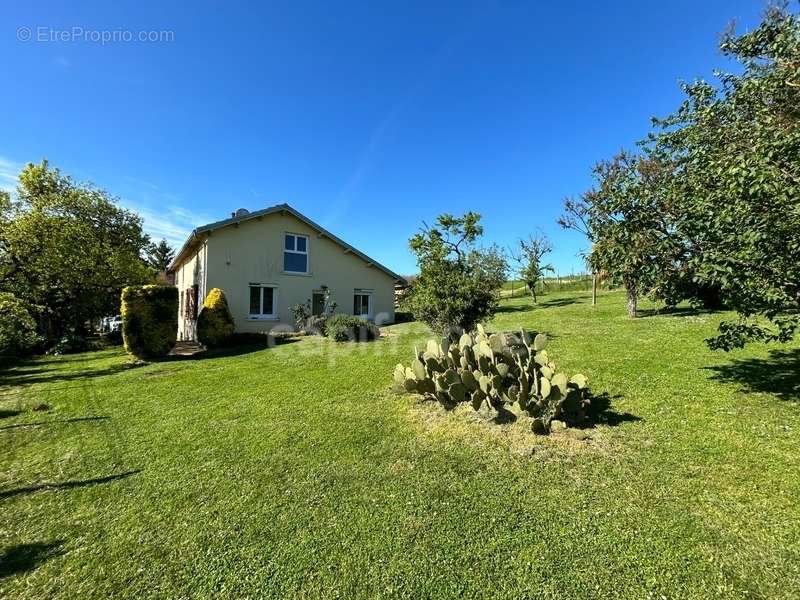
284,233,309,274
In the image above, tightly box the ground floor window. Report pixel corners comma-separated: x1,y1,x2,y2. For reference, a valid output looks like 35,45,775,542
353,290,372,318
249,284,277,318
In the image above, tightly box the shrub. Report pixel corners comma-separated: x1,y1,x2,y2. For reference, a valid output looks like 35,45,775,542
393,325,589,434
404,212,506,335
325,314,380,342
197,288,235,348
102,329,123,346
121,284,178,360
0,292,41,358
290,301,312,330
50,334,90,355
291,293,337,336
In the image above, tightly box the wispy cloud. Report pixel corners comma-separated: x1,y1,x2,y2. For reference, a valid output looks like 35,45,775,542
124,175,160,191
0,156,204,250
53,56,72,69
0,156,22,194
119,175,216,250
326,26,472,228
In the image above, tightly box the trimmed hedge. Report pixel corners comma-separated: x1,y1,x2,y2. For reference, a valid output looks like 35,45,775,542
121,285,178,359
197,288,235,348
325,314,380,342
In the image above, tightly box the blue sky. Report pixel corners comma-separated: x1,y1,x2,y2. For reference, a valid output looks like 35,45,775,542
1,1,764,276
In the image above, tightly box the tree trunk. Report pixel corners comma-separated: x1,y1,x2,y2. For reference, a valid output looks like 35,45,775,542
625,278,637,318
591,273,597,306
528,283,537,305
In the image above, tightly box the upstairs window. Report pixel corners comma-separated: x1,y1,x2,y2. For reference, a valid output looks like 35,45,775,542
249,284,277,318
284,233,308,274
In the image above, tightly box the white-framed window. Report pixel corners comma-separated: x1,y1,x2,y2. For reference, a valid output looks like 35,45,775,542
353,289,373,319
283,233,309,274
248,284,278,319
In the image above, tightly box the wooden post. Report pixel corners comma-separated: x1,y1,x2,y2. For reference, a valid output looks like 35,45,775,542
592,272,597,306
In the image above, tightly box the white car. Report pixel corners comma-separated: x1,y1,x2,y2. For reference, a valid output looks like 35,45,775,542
106,315,122,332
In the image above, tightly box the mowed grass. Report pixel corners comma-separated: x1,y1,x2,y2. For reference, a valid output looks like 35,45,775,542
1,290,799,599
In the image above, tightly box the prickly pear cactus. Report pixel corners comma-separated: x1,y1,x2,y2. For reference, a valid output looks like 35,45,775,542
392,326,589,434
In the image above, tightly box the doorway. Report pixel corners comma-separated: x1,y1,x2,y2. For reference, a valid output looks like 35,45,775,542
312,292,325,316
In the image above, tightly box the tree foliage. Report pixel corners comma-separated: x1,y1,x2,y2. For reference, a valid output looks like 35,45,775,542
577,151,677,318
404,212,506,335
145,239,176,272
565,5,799,342
646,5,800,348
511,234,553,304
0,291,41,358
0,161,153,341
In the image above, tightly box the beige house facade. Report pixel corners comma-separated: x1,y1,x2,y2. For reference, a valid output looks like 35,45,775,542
169,204,405,341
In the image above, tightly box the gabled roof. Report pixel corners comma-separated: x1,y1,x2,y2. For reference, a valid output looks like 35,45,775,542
168,203,406,283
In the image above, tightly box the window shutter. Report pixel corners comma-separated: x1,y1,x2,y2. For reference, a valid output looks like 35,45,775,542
191,285,199,320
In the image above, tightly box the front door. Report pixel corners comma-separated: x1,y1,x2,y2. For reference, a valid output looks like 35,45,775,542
312,292,325,316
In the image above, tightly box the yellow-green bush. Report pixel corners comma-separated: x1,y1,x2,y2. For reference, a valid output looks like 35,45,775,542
121,285,178,359
197,288,235,348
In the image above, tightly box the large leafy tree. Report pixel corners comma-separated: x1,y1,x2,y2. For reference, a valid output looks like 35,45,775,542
403,212,506,335
510,233,553,304
647,5,800,348
0,160,154,341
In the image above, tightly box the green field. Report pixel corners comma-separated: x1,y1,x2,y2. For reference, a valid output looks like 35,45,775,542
2,290,799,598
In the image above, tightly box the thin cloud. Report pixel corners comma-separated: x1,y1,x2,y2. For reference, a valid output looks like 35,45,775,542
122,201,207,249
0,156,21,194
121,175,215,249
0,157,203,250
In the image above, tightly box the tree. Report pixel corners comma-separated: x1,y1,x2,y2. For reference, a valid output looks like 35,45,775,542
572,151,676,318
0,160,154,342
403,212,506,335
146,239,175,272
646,4,800,348
511,234,553,304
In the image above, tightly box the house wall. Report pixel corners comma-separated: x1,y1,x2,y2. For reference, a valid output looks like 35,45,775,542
173,241,207,341
203,212,396,333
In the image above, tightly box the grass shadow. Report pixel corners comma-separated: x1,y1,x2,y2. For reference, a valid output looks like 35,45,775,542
0,469,141,500
704,348,800,402
637,305,721,319
0,541,64,579
496,304,532,314
171,336,304,361
577,392,641,429
0,362,145,389
491,405,517,424
536,297,582,309
0,416,110,432
0,409,22,419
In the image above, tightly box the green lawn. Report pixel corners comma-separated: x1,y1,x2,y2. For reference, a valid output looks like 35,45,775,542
2,291,799,599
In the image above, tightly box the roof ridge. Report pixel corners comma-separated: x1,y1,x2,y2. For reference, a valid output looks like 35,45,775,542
167,203,406,283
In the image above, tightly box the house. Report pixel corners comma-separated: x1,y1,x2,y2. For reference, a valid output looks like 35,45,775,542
167,204,406,341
